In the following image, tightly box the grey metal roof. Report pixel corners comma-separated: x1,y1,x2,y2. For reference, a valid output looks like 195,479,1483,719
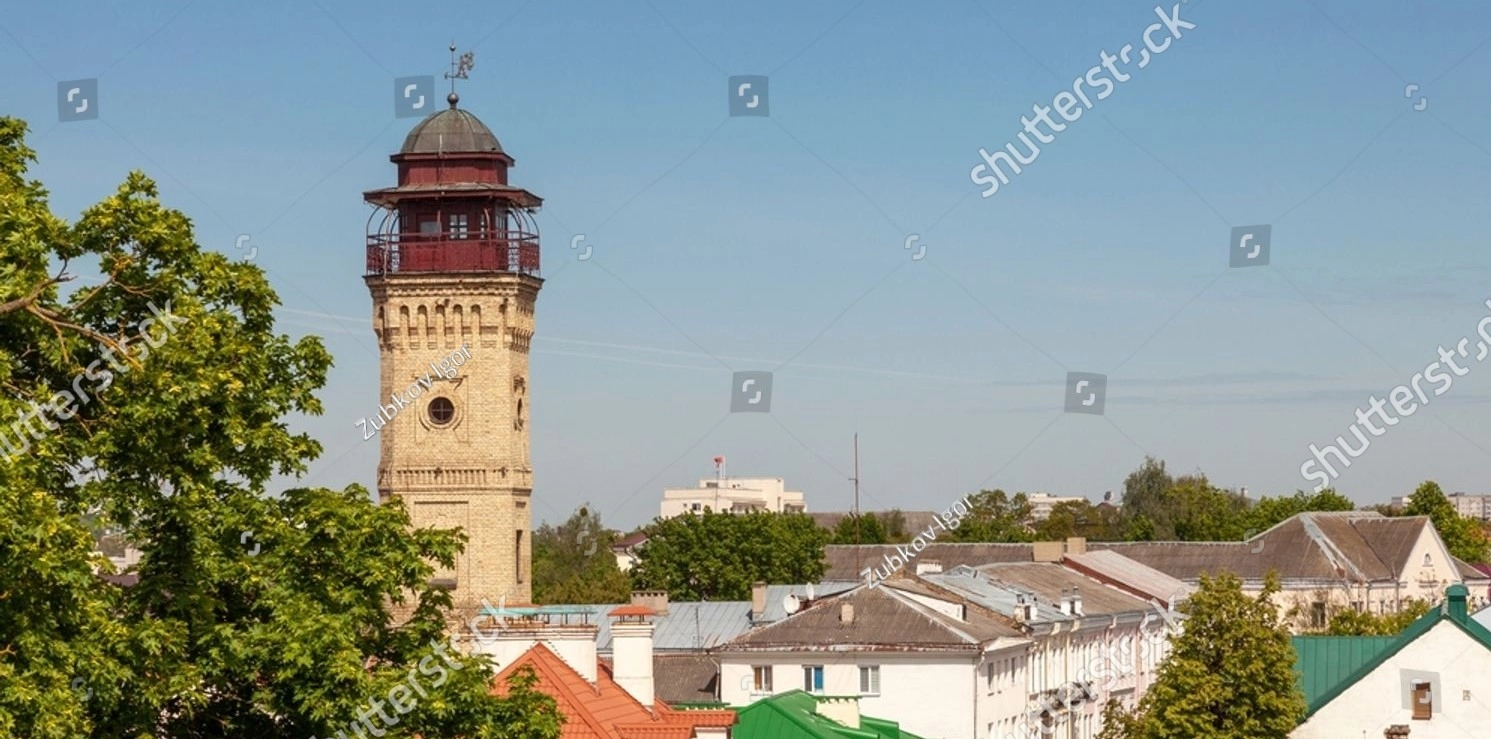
758,582,859,622
1063,550,1195,607
401,107,503,154
564,600,754,653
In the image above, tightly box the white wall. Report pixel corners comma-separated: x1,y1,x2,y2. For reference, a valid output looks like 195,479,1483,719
721,653,975,739
1294,621,1491,738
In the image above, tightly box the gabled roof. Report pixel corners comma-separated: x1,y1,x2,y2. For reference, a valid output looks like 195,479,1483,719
491,643,734,738
719,583,1020,653
653,654,720,705
824,543,1034,580
1095,513,1437,583
1062,550,1194,608
1292,584,1491,716
733,690,929,739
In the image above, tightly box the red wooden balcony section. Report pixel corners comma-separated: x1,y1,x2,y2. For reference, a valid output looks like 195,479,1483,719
365,231,540,276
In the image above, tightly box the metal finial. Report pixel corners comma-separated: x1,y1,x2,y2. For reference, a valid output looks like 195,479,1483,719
444,42,475,108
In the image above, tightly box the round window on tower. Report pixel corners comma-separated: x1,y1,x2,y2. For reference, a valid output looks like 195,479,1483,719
428,397,456,426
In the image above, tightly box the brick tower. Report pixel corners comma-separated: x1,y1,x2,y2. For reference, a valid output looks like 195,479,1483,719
363,87,542,605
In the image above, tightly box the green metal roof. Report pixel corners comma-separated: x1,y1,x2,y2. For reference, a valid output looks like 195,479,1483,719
1292,584,1491,716
1291,635,1397,708
732,690,929,739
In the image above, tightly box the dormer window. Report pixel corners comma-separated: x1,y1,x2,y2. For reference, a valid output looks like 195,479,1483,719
448,213,469,238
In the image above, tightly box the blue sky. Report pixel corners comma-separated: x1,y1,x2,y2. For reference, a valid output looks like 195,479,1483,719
4,0,1491,531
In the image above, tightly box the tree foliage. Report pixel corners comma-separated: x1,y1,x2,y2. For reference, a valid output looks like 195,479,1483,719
1032,499,1123,541
1326,599,1431,636
629,511,828,600
1101,573,1306,739
532,504,632,604
0,117,560,738
1402,480,1490,563
829,512,888,545
944,489,1034,543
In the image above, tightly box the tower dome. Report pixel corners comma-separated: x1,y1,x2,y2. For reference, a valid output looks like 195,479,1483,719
399,104,503,155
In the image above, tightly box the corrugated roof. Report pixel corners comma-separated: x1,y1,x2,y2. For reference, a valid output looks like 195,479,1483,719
1293,585,1491,716
732,690,930,739
1291,635,1398,708
1094,513,1435,583
1062,550,1195,607
824,543,1034,580
722,584,1020,652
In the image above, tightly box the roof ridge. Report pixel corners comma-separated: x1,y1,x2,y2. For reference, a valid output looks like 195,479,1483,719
494,643,616,738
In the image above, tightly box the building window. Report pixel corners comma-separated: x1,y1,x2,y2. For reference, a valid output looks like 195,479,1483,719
803,665,824,694
428,397,455,426
751,666,772,693
1424,553,1432,567
419,218,440,235
986,663,994,692
515,530,524,583
1412,681,1433,720
448,213,469,238
1310,602,1327,628
859,665,880,695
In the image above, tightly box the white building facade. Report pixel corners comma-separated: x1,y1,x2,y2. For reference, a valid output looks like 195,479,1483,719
661,476,806,518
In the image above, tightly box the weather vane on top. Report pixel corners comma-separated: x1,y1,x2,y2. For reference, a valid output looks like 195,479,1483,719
444,42,474,107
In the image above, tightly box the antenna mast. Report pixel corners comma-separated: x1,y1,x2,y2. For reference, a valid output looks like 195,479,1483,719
852,433,861,577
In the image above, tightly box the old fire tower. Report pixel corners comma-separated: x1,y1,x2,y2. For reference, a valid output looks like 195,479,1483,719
363,53,542,605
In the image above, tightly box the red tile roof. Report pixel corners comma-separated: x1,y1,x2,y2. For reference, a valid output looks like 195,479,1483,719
491,643,734,739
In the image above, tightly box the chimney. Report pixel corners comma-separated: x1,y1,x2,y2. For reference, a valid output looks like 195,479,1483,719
1014,594,1035,622
1059,589,1073,616
1065,537,1087,556
610,606,656,709
463,602,598,683
631,589,670,616
1447,583,1469,621
751,581,767,621
916,560,943,575
1033,541,1063,563
815,695,861,729
840,602,855,624
1070,588,1083,616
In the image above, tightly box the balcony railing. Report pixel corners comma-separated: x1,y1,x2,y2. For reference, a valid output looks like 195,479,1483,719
365,231,540,276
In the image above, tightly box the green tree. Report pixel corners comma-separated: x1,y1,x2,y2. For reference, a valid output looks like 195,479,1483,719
1119,457,1176,540
1243,489,1355,536
1034,499,1125,541
1102,573,1306,739
830,512,888,545
945,489,1034,542
0,118,560,738
629,511,828,600
1168,474,1250,542
1403,480,1490,563
878,509,910,543
532,504,633,604
1326,599,1431,636
533,503,632,604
